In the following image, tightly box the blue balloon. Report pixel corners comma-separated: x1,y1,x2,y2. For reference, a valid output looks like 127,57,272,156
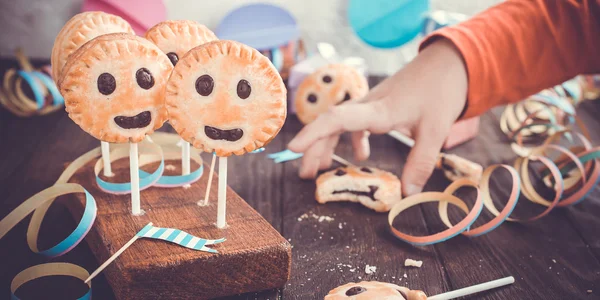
348,0,430,48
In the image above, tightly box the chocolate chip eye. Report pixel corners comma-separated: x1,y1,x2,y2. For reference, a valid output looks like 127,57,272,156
334,169,346,176
360,167,372,173
237,79,251,99
166,52,179,66
196,74,214,96
322,75,332,83
97,73,116,95
346,286,367,296
307,93,317,103
136,68,154,90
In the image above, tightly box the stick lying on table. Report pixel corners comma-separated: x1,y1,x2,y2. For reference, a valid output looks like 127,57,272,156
388,130,483,183
428,276,515,300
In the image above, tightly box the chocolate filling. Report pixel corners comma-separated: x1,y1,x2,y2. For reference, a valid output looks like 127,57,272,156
440,156,461,176
345,286,367,296
333,185,379,201
360,167,372,173
204,126,243,142
114,111,152,129
166,52,179,66
342,91,351,102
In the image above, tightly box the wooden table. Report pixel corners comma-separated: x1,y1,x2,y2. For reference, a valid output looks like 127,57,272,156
1,60,600,299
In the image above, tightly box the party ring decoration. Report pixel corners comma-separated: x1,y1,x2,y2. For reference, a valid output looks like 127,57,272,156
10,263,91,300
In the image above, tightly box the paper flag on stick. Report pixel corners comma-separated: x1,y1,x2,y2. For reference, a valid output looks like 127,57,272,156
86,222,225,283
267,149,305,163
136,223,226,253
267,149,355,167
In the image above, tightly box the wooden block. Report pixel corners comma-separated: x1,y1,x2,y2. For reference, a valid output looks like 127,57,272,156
65,158,292,299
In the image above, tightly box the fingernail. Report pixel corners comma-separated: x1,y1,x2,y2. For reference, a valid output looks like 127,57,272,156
405,184,422,196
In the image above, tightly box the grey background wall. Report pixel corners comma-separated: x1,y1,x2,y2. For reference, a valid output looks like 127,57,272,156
0,0,500,75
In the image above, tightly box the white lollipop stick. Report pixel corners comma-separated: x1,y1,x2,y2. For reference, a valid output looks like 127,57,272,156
387,130,415,147
428,276,515,300
100,141,113,177
130,142,141,215
216,156,227,228
332,154,355,167
198,153,216,206
84,223,149,283
182,140,190,176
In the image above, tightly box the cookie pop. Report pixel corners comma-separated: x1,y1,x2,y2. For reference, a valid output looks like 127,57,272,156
145,20,218,204
52,11,135,177
166,40,287,228
59,33,173,215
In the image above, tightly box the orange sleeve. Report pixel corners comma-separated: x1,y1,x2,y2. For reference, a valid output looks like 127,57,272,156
420,0,600,119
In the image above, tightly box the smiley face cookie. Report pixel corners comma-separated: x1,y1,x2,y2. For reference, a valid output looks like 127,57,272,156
326,281,427,300
51,11,134,82
295,64,368,124
166,40,287,156
316,166,401,212
59,33,172,143
144,20,218,66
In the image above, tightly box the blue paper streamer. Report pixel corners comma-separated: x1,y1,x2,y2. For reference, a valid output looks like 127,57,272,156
16,71,45,109
141,165,204,187
96,159,165,194
38,190,97,257
31,71,64,106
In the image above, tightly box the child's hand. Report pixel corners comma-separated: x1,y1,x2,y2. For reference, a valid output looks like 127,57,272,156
288,39,468,196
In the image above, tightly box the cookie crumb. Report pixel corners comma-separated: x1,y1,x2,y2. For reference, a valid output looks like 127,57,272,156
587,290,592,294
404,258,423,268
365,265,377,274
165,164,177,171
403,273,408,278
552,259,557,263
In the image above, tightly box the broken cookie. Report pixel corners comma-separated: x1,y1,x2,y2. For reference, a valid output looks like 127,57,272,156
316,166,401,212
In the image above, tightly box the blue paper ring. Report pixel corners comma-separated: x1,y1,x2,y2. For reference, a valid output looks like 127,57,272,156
16,71,45,109
145,165,204,187
31,71,64,106
37,190,97,257
96,159,165,194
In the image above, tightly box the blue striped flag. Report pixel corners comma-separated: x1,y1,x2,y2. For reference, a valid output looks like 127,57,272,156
136,223,225,253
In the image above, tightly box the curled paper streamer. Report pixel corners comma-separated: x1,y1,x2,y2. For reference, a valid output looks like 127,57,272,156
10,263,91,300
389,90,600,245
0,49,63,117
137,223,226,253
0,184,97,257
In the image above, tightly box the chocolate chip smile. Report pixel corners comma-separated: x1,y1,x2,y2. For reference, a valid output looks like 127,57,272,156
204,126,243,142
333,185,379,201
114,111,152,129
